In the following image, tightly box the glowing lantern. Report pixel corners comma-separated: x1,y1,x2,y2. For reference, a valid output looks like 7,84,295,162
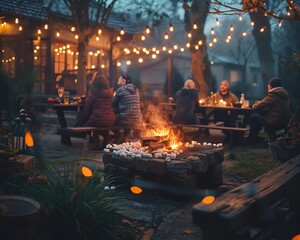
202,196,215,204
81,166,93,177
14,109,32,152
130,186,143,194
25,131,34,147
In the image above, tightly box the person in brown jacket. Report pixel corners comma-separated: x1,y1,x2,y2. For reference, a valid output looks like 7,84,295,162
248,77,291,142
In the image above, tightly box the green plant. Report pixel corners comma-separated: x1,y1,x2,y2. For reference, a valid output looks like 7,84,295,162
3,165,130,240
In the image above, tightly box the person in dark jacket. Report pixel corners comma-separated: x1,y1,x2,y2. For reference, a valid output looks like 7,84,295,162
78,74,116,127
213,80,239,142
248,77,291,142
112,73,142,142
173,79,199,124
74,75,116,149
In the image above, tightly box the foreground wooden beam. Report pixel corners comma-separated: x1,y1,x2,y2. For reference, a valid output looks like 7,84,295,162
192,154,300,239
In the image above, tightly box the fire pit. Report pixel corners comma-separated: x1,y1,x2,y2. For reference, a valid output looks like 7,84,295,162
103,122,225,189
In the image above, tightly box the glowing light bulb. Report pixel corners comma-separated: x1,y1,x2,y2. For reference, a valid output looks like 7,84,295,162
239,15,242,21
188,32,192,38
44,24,48,30
169,24,174,32
242,32,247,36
211,28,215,35
141,35,145,41
120,27,125,35
193,22,197,29
146,26,150,34
186,42,190,48
98,29,102,35
251,21,254,26
116,36,121,41
216,18,219,26
260,27,265,32
138,58,143,63
19,26,23,31
230,25,234,31
198,40,203,45
164,33,169,40
71,26,75,32
15,18,19,24
56,31,60,37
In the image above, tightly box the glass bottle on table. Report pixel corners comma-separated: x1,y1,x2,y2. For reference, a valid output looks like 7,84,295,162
240,93,245,107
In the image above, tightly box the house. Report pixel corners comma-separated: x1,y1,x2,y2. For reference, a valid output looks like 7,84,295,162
0,0,137,95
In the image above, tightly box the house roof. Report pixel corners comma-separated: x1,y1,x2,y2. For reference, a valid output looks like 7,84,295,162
0,0,48,21
0,0,138,33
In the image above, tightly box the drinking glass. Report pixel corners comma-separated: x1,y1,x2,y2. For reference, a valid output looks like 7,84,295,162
243,100,250,108
63,91,70,104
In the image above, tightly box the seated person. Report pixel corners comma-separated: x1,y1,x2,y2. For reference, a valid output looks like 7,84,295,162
212,80,239,141
75,75,116,147
112,73,142,142
248,77,291,142
172,79,199,124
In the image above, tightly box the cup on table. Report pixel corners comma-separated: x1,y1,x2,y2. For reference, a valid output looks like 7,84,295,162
63,91,70,104
243,100,250,108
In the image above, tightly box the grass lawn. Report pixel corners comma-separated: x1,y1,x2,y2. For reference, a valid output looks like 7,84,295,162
224,151,277,181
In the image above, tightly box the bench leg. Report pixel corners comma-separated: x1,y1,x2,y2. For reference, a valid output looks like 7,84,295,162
61,135,72,146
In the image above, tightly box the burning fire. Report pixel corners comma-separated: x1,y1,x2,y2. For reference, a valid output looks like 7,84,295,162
142,124,182,151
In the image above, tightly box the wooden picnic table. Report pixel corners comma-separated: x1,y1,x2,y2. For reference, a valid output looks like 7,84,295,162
52,103,84,145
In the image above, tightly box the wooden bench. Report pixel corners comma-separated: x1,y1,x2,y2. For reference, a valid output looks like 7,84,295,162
58,126,131,146
170,123,249,146
192,154,300,240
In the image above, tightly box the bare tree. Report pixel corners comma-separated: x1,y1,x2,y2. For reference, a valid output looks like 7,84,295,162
185,0,212,97
62,0,117,96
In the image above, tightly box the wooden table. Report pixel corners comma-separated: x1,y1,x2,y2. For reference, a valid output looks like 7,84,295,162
52,103,84,145
197,105,252,128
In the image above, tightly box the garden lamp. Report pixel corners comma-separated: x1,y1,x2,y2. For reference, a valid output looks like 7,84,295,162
14,109,34,152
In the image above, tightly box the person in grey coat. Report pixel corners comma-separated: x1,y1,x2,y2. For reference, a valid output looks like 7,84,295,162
112,73,142,141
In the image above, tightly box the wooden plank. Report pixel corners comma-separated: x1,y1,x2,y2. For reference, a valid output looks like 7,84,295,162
171,124,249,132
192,154,300,233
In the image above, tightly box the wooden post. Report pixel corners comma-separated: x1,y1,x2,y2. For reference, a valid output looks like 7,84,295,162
167,56,173,96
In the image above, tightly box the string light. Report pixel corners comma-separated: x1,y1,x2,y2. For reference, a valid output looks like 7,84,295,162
120,27,125,35
37,29,42,35
173,44,178,50
239,14,242,21
145,26,150,34
96,36,100,41
216,18,219,26
211,28,215,35
44,24,48,30
98,29,102,35
195,45,199,50
164,33,169,40
126,60,131,65
117,62,121,67
151,54,157,59
116,36,121,41
260,27,265,32
15,18,19,24
141,35,145,41
213,37,217,43
278,20,284,27
169,24,174,32
162,46,167,51
230,25,234,31
251,21,254,26
138,58,143,63
193,22,197,29
56,31,60,37
186,42,190,48
180,48,184,52
75,34,79,39
71,26,75,32
209,42,213,47
198,40,203,45
242,32,247,36
187,32,192,38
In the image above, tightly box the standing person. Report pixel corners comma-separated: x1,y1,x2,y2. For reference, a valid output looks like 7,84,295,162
75,75,116,148
172,79,199,124
112,73,142,142
248,77,291,142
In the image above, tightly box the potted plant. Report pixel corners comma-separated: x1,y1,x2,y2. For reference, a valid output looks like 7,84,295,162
3,165,135,240
269,108,300,165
